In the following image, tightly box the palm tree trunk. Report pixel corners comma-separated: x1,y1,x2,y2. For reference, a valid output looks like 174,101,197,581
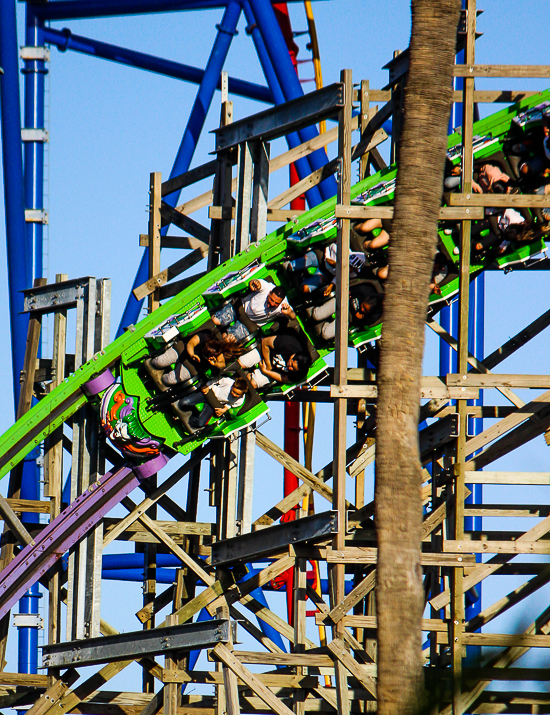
375,1,461,714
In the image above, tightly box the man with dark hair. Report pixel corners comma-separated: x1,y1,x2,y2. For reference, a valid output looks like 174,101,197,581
307,282,383,341
256,333,311,385
242,279,295,325
212,278,295,332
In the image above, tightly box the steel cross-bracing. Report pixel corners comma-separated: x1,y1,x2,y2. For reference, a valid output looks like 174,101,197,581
2,1,550,713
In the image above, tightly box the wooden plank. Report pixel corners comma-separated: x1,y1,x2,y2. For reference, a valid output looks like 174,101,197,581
483,307,550,371
467,565,550,632
318,615,447,632
465,504,550,517
125,506,214,587
161,160,218,197
255,432,344,508
325,547,473,566
148,172,162,313
444,540,550,555
464,471,550,485
133,245,208,301
448,193,550,208
268,128,387,211
334,204,484,221
159,202,210,243
0,494,33,547
104,449,207,547
463,633,550,647
6,498,51,514
207,555,295,615
212,644,295,715
139,234,208,251
158,272,206,300
324,571,376,625
330,382,480,400
230,651,335,668
0,672,49,687
427,319,525,409
453,89,540,102
454,64,550,78
26,670,80,715
464,389,550,458
447,374,550,389
431,509,550,611
326,639,377,698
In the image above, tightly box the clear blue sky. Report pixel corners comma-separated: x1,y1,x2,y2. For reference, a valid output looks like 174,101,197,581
1,0,550,691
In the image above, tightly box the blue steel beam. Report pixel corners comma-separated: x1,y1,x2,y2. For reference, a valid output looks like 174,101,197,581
242,0,322,207
247,0,336,201
116,0,241,336
30,0,325,21
43,27,272,104
0,0,31,411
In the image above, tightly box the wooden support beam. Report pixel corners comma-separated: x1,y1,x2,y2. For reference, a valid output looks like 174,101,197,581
255,432,348,508
444,540,550,555
103,448,208,547
326,639,376,698
334,204,484,221
139,234,208,251
448,193,550,208
25,670,80,715
0,494,33,547
212,645,295,715
148,173,162,313
158,271,207,300
268,128,386,211
330,380,479,400
447,374,550,389
464,471,550,485
159,202,210,243
454,64,550,78
161,160,218,197
207,555,295,615
427,319,525,408
133,245,208,301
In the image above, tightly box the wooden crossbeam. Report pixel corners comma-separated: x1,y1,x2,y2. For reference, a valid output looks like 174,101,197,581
427,320,525,408
453,64,550,78
448,193,550,208
0,494,33,547
133,245,208,301
447,374,550,389
159,202,210,243
212,644,294,715
335,205,484,221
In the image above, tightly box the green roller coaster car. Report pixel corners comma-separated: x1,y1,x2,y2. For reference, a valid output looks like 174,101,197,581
1,89,549,474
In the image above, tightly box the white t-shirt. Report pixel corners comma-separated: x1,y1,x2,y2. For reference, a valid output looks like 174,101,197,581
242,279,286,325
498,208,525,231
324,243,365,277
208,376,245,408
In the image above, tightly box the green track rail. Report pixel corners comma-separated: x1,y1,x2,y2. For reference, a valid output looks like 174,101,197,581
0,89,548,479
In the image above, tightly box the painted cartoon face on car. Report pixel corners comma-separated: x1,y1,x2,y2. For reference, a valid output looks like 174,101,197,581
99,383,162,458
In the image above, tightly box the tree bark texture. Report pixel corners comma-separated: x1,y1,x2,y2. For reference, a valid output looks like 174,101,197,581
375,1,461,714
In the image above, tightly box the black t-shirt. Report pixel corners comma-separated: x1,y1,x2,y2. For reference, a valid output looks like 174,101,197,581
272,334,303,373
185,330,210,365
349,284,382,326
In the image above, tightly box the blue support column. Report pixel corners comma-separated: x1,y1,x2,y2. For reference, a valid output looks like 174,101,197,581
246,0,336,200
14,5,48,676
116,1,241,336
23,8,47,287
242,0,322,207
0,0,31,410
42,27,272,104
